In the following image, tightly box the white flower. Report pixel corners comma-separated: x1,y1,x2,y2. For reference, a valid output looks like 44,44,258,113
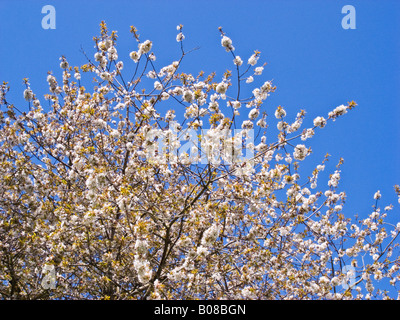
331,276,341,287
107,47,118,61
233,56,243,66
201,224,220,246
23,89,34,101
328,171,341,187
94,52,102,61
324,190,332,197
134,257,152,284
94,119,107,129
373,190,381,200
107,46,116,54
279,226,290,237
146,70,157,79
313,116,326,128
190,119,202,129
248,53,259,66
232,101,241,109
311,182,317,189
277,121,287,131
241,120,253,129
261,81,272,92
98,39,112,51
241,287,256,299
139,40,152,54
274,106,286,119
100,72,112,81
47,74,57,86
333,104,347,115
256,118,267,128
319,276,330,286
221,36,234,51
176,32,185,42
374,270,383,280
114,102,125,110
116,61,123,70
32,99,41,108
161,92,170,100
129,51,140,62
254,66,264,75
196,246,209,256
328,104,348,119
370,210,379,219
183,90,194,102
60,60,69,69
165,110,175,121
208,101,219,112
154,81,163,90
293,144,309,161
285,154,292,164
216,82,228,94
301,128,315,141
248,108,259,120
334,205,342,212
135,239,148,255
151,53,158,61
110,129,120,139
246,76,254,83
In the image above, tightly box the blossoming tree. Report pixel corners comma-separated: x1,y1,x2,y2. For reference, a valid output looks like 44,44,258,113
0,22,399,300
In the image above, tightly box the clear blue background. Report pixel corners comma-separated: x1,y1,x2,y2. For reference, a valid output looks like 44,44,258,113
0,0,399,270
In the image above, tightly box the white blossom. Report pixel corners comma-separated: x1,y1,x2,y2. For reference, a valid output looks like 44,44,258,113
293,144,309,161
248,53,259,66
313,116,326,128
246,76,254,83
274,106,286,119
139,40,152,54
254,66,264,75
23,88,34,101
129,51,140,62
216,82,228,94
176,32,185,42
241,120,254,129
233,56,243,66
248,108,259,120
201,224,220,246
183,90,194,103
221,36,234,52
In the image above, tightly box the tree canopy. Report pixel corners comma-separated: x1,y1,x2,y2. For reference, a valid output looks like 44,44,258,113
0,22,399,300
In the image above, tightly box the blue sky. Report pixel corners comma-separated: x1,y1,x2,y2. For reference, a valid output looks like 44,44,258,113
0,0,399,292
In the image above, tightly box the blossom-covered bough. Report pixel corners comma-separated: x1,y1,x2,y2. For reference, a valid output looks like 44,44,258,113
0,21,399,300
